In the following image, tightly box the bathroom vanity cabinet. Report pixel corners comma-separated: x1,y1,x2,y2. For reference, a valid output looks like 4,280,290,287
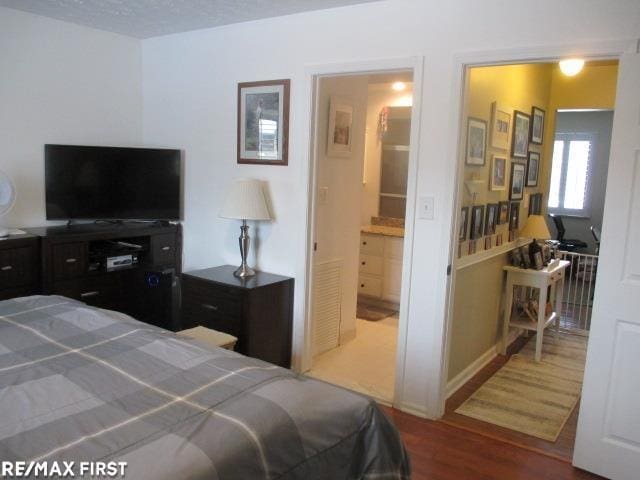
358,232,403,303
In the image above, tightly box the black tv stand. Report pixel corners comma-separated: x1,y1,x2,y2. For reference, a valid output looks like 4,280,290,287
25,223,182,331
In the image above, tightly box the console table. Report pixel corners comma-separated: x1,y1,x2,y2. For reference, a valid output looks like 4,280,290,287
501,260,570,361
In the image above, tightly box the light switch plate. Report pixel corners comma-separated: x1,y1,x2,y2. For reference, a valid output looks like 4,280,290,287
418,195,435,220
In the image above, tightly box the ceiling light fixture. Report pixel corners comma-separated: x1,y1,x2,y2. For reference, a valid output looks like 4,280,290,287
391,82,406,91
559,58,585,77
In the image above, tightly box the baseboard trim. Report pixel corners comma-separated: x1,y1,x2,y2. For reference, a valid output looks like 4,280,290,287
446,330,521,399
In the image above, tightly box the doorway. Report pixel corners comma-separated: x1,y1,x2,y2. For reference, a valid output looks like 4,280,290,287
303,68,418,405
442,59,618,460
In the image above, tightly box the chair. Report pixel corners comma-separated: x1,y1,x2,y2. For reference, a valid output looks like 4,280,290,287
591,225,601,255
548,214,588,252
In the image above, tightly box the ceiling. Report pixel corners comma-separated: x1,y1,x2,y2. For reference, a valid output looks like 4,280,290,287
0,0,381,39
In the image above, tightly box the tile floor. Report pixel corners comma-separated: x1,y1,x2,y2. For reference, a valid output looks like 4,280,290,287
306,314,398,403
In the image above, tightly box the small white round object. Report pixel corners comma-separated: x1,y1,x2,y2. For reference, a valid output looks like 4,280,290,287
0,170,16,237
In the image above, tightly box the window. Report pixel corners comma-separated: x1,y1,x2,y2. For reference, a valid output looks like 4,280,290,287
547,132,596,217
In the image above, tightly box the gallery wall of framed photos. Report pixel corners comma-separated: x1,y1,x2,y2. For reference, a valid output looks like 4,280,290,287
458,63,550,260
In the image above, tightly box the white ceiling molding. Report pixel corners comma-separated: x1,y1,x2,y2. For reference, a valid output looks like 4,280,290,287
0,0,382,38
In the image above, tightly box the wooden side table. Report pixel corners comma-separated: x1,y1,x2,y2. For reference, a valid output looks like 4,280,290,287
501,260,570,361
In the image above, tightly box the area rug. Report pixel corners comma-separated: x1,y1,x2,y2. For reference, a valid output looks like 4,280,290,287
356,303,397,321
455,333,588,441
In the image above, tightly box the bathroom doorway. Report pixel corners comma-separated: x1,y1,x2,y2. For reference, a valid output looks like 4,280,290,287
304,70,415,405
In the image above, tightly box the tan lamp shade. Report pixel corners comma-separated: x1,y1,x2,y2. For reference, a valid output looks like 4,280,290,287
520,214,551,239
219,178,272,221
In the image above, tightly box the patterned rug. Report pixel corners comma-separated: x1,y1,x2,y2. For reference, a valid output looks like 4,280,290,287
356,303,397,321
455,333,588,441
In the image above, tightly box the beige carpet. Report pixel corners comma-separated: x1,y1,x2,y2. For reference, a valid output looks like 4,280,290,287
455,333,588,441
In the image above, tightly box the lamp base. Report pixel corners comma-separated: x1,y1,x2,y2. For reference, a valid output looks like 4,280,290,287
234,264,256,278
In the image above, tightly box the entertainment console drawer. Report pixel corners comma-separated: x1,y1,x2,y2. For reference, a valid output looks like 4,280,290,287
53,273,124,309
52,242,86,280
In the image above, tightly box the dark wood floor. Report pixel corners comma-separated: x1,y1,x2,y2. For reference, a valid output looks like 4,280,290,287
382,407,602,480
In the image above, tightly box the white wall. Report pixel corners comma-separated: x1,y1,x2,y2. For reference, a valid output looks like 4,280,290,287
314,75,368,341
0,7,143,228
361,83,413,226
141,0,640,417
552,111,613,253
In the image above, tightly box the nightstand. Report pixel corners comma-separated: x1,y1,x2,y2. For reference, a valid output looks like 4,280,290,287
180,265,294,368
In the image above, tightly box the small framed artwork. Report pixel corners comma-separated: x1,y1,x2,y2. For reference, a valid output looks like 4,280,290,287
468,240,477,255
327,97,354,157
238,79,290,165
490,155,507,191
485,237,492,250
511,110,531,159
509,202,520,231
459,207,469,242
469,205,485,240
496,233,503,246
509,162,526,200
498,201,510,224
528,194,536,216
533,193,543,214
490,101,511,150
530,106,546,145
526,151,540,187
485,203,498,236
466,117,487,165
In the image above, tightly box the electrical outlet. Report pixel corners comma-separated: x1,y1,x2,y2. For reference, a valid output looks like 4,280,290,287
418,195,435,220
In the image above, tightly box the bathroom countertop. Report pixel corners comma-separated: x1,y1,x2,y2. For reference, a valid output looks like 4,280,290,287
361,225,405,238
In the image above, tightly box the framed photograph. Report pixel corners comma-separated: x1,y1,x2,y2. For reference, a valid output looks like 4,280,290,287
533,193,543,214
466,117,487,165
509,202,520,231
469,205,485,240
521,246,532,269
490,101,511,150
509,162,526,200
327,97,354,157
498,201,510,225
490,155,507,191
526,151,540,187
485,203,498,236
511,110,530,159
485,237,492,250
496,233,503,246
511,248,523,267
530,106,546,145
459,206,469,242
237,79,290,165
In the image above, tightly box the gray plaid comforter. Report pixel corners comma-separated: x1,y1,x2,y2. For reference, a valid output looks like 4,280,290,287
0,296,410,479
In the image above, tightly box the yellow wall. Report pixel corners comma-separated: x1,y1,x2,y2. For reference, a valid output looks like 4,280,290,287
540,63,619,205
449,61,618,384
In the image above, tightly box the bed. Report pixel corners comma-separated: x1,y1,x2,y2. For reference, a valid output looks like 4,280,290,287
0,296,410,479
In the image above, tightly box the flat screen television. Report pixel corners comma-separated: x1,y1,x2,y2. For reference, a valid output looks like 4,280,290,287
45,144,181,221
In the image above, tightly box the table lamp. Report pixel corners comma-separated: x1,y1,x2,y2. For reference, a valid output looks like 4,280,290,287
220,178,272,278
520,214,551,268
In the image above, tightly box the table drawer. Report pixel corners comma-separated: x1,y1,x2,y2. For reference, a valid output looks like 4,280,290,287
359,254,383,275
360,234,384,256
151,234,176,265
0,247,33,289
181,276,242,333
52,243,86,280
358,274,382,298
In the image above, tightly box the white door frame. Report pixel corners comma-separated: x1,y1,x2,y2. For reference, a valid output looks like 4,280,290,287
297,56,424,407
439,40,629,415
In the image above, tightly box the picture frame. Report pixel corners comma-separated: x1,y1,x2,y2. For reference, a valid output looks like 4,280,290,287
511,248,523,267
490,101,511,150
459,206,469,242
509,202,520,231
465,117,487,165
530,106,546,145
526,151,540,187
511,110,531,159
498,201,510,225
509,162,526,200
485,203,498,236
327,97,354,157
469,205,485,240
237,79,290,165
490,155,507,191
